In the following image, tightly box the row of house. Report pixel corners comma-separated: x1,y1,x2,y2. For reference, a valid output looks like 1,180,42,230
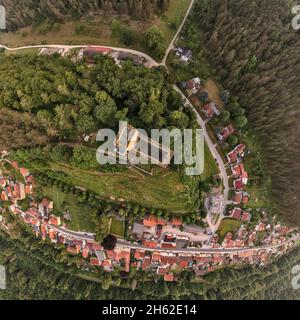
1,158,298,282
77,47,145,66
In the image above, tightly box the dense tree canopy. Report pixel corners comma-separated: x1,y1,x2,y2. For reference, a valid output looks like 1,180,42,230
0,0,170,31
193,0,300,226
0,53,195,150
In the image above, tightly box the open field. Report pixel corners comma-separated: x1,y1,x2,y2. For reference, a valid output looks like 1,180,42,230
50,162,193,213
217,218,242,242
203,79,224,108
40,185,96,233
202,143,219,180
0,0,191,61
110,217,125,238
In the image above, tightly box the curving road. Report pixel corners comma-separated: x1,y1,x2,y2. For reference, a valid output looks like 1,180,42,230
0,44,159,68
161,0,196,66
0,2,232,252
173,86,229,233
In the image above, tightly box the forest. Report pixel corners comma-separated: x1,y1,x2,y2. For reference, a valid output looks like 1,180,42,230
0,0,170,31
0,53,196,151
192,0,300,226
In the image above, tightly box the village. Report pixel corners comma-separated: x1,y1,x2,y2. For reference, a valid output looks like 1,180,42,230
0,153,298,283
0,42,298,282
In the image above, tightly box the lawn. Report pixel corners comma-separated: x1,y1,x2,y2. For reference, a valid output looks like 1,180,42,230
217,218,242,242
40,185,96,233
50,162,193,213
201,143,219,180
203,79,224,108
155,0,191,43
110,216,125,238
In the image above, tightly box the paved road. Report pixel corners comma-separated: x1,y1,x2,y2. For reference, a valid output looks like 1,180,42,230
173,86,229,233
118,236,298,255
161,0,196,66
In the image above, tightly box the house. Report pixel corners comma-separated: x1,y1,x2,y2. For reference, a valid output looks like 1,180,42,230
233,179,244,190
231,163,248,185
67,246,80,255
242,193,250,204
49,215,61,226
185,78,201,97
175,47,192,63
164,273,174,282
1,191,8,201
12,161,19,170
227,144,246,164
116,52,144,66
90,257,100,266
13,183,26,200
233,192,250,204
48,229,58,243
171,217,182,227
217,125,235,142
230,207,251,222
203,102,220,119
134,250,145,260
143,240,158,249
114,248,131,272
157,266,169,275
82,47,112,63
231,207,242,220
38,199,53,219
233,192,243,204
26,175,36,187
143,215,158,227
39,48,63,56
151,252,161,263
241,211,251,222
20,168,30,178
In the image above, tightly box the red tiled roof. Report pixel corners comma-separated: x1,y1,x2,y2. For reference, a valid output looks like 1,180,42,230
67,246,78,255
241,211,251,222
157,218,167,226
164,273,174,282
171,217,182,226
134,250,145,260
232,208,242,220
242,195,249,204
179,260,189,268
20,167,29,177
92,243,102,251
143,215,157,227
233,192,242,204
49,215,60,226
161,243,176,249
151,252,161,262
157,266,168,275
143,240,158,248
12,161,19,169
234,179,244,190
82,247,89,258
90,257,100,266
